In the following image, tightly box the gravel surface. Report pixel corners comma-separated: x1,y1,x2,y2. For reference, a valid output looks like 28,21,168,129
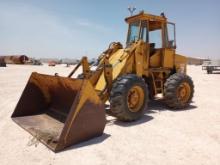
0,64,219,165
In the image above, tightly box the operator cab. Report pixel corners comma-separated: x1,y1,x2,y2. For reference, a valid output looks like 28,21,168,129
125,12,176,53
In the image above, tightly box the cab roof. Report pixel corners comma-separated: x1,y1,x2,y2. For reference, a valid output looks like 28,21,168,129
125,11,167,23
125,11,169,31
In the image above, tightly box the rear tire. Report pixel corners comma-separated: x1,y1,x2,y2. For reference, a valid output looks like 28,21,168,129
164,73,194,109
110,74,148,121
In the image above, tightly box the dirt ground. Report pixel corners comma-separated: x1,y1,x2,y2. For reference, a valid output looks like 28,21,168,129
0,64,219,165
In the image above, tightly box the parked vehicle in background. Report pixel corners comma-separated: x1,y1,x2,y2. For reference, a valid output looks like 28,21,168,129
48,61,56,66
202,60,220,74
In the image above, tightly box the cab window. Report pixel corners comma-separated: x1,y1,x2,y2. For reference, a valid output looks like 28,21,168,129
149,29,162,48
127,21,140,44
140,21,148,42
167,23,176,48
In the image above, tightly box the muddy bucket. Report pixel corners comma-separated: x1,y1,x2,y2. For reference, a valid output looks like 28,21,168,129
12,72,106,152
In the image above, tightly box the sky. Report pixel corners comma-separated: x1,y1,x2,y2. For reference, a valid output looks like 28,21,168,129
0,0,220,59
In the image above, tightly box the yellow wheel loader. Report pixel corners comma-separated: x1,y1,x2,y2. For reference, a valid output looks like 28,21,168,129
12,11,194,152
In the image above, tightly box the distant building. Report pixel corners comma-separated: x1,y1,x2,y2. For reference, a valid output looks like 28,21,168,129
61,58,80,65
187,57,209,65
39,58,60,63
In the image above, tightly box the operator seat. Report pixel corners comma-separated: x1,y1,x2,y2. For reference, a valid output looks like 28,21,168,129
150,43,156,56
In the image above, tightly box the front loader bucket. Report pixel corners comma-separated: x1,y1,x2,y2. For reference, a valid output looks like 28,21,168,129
11,72,106,152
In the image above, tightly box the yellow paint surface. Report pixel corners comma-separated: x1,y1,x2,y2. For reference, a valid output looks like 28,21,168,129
95,49,128,91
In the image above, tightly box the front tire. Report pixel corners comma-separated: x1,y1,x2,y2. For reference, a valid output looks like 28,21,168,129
110,74,148,121
164,73,194,109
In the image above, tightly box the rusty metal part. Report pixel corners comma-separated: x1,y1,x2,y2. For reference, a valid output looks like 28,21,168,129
68,57,91,79
1,55,29,64
127,85,145,112
177,82,191,103
11,72,106,152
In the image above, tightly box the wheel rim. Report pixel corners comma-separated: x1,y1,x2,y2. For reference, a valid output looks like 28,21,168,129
127,85,144,112
177,82,191,103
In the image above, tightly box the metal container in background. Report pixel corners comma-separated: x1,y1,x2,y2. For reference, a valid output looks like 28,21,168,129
1,55,29,64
